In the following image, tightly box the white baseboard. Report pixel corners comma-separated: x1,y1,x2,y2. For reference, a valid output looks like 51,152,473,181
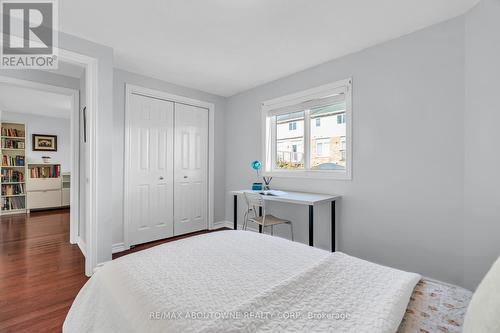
422,276,470,291
212,220,234,230
245,225,260,233
77,237,87,258
111,221,254,255
112,242,127,254
212,220,263,233
93,262,106,273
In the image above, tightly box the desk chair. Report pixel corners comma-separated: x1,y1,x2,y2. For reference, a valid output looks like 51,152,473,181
243,192,294,241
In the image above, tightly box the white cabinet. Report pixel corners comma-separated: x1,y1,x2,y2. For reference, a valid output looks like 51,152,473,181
26,164,70,211
62,173,70,206
62,188,70,206
27,190,62,209
26,178,61,191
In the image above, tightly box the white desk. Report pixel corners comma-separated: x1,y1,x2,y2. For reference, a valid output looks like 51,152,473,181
230,190,340,252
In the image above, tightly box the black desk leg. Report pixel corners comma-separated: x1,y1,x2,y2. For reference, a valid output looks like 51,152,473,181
331,201,336,252
233,195,237,230
259,207,263,233
309,205,314,246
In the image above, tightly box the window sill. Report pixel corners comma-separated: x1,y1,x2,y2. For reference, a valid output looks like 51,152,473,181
263,169,352,180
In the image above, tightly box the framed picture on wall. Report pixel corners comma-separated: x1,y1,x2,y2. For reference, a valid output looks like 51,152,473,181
32,134,58,151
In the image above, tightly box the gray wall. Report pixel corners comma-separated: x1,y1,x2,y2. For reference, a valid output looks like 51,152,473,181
1,111,71,172
0,69,80,90
225,17,467,286
112,69,226,246
463,0,500,290
1,32,114,267
59,31,114,266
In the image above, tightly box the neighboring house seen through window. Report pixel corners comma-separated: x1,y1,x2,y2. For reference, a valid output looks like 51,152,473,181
262,79,352,179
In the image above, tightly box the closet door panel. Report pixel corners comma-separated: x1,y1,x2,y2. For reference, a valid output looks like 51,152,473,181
128,94,174,246
174,103,208,236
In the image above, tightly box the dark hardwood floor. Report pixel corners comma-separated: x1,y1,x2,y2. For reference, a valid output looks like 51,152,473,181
1,209,229,332
112,229,224,259
0,209,87,333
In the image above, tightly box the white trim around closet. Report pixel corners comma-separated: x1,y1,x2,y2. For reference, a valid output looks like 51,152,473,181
123,84,215,251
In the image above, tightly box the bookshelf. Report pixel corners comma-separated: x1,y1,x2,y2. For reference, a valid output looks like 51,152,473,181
1,122,26,215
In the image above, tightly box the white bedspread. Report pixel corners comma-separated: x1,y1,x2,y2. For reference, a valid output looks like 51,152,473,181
64,231,420,333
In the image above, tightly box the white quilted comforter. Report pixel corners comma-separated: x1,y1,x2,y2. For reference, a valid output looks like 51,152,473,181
64,231,420,333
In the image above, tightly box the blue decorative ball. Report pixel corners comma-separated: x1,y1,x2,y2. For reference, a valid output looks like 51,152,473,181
251,160,262,170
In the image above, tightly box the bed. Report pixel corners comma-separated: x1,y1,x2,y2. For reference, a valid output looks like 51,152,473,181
64,230,472,333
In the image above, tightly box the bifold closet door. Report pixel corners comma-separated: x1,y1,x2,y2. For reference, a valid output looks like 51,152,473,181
174,103,208,236
128,93,174,246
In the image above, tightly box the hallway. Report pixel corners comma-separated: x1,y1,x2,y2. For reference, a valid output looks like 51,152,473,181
0,209,87,332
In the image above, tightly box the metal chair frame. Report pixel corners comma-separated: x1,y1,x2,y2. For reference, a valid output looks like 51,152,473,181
243,191,294,240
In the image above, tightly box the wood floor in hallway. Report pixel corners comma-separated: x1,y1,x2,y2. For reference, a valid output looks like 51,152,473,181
0,208,228,332
0,209,87,333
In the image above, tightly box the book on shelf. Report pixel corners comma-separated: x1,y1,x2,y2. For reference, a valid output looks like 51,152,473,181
1,183,25,195
1,128,25,137
1,169,25,183
1,138,25,149
1,196,25,210
2,155,25,166
29,165,60,178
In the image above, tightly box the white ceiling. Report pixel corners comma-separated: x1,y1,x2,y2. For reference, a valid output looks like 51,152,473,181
60,0,479,97
0,84,73,119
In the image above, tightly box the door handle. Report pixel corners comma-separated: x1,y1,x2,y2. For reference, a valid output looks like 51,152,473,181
159,176,164,180
183,176,188,179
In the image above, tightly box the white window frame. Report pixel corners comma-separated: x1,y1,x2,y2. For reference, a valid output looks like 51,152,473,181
316,142,324,155
261,78,352,180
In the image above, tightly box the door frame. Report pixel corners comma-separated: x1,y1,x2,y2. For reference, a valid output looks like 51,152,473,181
123,84,215,251
58,49,98,277
0,49,98,276
0,75,79,240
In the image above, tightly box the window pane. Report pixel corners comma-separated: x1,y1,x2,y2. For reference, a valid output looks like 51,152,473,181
310,102,346,170
276,111,304,169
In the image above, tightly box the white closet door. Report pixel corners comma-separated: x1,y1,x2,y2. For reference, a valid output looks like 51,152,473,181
174,103,208,235
128,93,174,246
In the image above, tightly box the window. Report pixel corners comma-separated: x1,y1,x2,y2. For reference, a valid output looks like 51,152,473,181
315,140,329,157
337,114,345,124
316,142,323,155
276,111,304,169
262,79,352,179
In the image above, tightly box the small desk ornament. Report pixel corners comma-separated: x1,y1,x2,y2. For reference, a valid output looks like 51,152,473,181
251,160,263,191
